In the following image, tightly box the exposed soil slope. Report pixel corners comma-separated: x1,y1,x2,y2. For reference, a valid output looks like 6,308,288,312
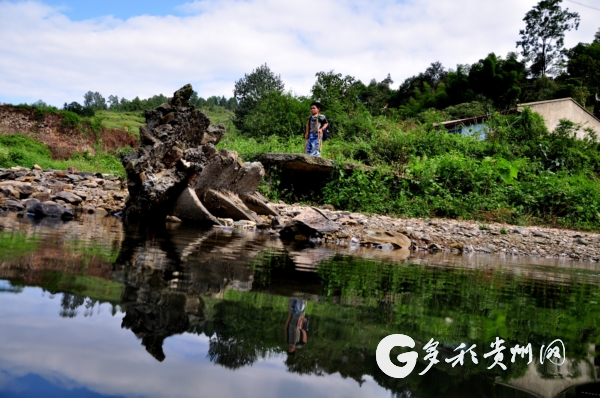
0,105,137,159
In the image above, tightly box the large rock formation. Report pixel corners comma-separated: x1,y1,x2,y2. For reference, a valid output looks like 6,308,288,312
122,84,277,224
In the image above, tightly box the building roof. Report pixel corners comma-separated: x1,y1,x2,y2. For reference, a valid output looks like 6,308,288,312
518,97,600,124
435,98,600,130
433,110,517,130
433,115,491,129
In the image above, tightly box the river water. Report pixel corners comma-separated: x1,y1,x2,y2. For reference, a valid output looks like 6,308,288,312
1,212,599,398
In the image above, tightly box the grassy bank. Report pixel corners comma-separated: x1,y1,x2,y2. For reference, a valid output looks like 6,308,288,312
96,110,145,137
0,134,127,177
220,108,600,231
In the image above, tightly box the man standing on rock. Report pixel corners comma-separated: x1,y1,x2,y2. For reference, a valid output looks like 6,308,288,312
305,102,328,157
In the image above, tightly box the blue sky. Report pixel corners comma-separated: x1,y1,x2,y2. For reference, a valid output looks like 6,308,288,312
21,0,186,20
0,0,598,106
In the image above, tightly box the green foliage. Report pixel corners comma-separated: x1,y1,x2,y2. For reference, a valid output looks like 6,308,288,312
311,70,363,114
115,145,136,159
0,134,53,167
565,39,600,108
63,101,95,117
323,167,394,214
443,101,489,119
239,91,311,138
83,91,108,110
233,63,285,130
217,129,304,159
516,0,580,77
321,148,600,229
59,111,83,128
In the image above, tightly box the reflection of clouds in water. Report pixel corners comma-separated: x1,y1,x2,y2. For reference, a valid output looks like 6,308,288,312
0,370,11,390
0,287,388,398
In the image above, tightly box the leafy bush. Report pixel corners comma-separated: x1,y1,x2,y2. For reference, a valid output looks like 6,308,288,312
59,111,82,128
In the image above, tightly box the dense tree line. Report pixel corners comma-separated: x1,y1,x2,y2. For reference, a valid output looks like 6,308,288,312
231,21,599,140
61,90,238,116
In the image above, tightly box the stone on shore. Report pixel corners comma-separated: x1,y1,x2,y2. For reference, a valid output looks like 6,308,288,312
362,229,412,249
55,191,83,204
280,207,340,238
240,192,279,217
5,199,24,211
172,187,221,225
30,200,74,220
199,189,262,223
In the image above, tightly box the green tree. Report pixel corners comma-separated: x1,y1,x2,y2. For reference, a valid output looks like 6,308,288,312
565,40,600,107
467,52,526,108
233,63,284,130
516,0,580,77
357,74,394,115
83,91,107,110
240,91,310,138
310,71,362,114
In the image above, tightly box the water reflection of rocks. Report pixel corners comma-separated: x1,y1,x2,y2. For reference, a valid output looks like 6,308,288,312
4,212,600,397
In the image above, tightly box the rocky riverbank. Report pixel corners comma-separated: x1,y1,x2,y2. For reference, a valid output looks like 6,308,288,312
0,166,126,218
2,165,600,262
272,203,600,262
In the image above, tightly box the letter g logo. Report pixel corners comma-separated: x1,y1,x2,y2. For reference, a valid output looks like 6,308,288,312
376,334,419,378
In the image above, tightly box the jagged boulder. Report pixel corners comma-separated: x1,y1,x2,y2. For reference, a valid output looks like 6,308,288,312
122,84,277,224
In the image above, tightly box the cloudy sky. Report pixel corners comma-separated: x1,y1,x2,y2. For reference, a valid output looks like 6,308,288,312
0,0,598,106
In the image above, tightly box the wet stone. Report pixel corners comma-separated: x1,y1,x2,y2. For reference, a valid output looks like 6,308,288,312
5,199,24,211
55,191,83,204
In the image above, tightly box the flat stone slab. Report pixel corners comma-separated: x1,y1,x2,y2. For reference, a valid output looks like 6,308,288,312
199,189,261,223
240,192,279,217
258,153,376,175
362,229,411,249
55,191,83,204
172,187,222,226
280,207,340,238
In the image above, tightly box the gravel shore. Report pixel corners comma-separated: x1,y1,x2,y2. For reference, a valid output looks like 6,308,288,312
272,204,600,262
2,165,599,262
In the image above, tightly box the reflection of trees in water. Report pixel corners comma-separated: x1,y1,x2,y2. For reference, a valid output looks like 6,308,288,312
208,335,258,369
202,299,285,369
59,293,100,318
59,293,85,318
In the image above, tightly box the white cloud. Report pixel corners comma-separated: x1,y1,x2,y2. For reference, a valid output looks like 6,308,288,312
0,288,388,398
0,0,597,106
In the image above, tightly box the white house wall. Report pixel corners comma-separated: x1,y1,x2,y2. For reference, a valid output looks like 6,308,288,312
519,99,600,140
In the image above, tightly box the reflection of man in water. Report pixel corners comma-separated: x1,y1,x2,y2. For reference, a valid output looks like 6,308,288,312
286,298,308,354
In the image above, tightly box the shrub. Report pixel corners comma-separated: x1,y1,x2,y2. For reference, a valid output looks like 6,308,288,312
60,111,82,128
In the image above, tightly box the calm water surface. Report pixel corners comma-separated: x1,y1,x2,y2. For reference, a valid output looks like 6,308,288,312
1,212,600,398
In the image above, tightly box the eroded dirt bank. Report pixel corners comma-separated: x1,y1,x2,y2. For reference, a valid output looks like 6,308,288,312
0,104,137,158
